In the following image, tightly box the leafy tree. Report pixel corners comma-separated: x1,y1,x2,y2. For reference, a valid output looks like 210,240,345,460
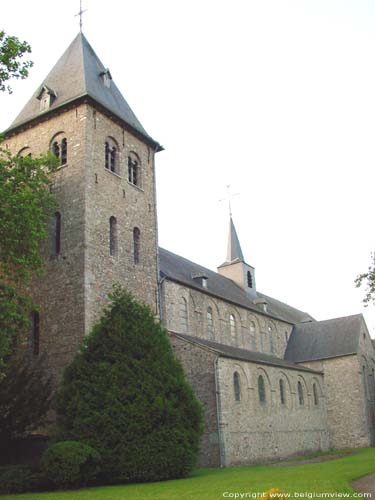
0,31,33,93
355,253,375,306
0,148,57,377
55,287,203,484
0,354,52,455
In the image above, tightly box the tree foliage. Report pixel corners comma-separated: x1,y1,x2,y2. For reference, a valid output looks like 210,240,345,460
0,354,52,451
0,31,33,93
355,253,375,306
55,287,203,484
0,147,57,377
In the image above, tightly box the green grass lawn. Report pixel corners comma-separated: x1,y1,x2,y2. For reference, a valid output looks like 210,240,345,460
1,448,375,500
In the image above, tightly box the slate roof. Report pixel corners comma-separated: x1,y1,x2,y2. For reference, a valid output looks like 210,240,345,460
284,314,363,362
223,216,244,264
159,247,313,325
172,332,321,373
6,33,161,149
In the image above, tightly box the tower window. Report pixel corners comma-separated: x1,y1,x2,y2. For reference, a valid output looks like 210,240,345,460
279,379,285,405
109,216,117,256
258,375,266,404
247,270,253,288
54,211,61,255
180,297,188,333
207,307,214,339
133,227,140,264
233,372,241,402
51,134,68,166
105,139,118,173
297,381,304,406
128,153,140,186
31,311,40,356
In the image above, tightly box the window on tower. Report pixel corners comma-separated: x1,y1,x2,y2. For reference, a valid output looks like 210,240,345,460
50,133,68,166
104,138,118,173
128,152,141,187
109,216,117,256
133,227,140,264
247,271,253,288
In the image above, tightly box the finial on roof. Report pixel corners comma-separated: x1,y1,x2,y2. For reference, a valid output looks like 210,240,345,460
226,216,244,263
75,0,87,32
219,184,239,218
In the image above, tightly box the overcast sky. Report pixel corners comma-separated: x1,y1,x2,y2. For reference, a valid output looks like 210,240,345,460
1,0,375,336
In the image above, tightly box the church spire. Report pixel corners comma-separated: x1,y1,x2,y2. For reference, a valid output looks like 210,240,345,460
226,216,244,263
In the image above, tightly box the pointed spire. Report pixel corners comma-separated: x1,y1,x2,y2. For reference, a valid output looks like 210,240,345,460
6,33,161,150
226,216,244,263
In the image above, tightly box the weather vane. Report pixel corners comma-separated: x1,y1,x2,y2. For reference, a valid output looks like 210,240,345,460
219,185,240,217
75,0,87,32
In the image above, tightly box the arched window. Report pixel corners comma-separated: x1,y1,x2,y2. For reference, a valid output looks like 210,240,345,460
258,375,266,404
105,138,118,173
279,379,285,405
128,153,140,186
51,134,68,166
109,216,117,256
249,320,256,349
313,383,319,406
180,297,188,333
233,372,241,401
31,311,40,356
133,227,140,264
247,270,253,288
297,381,304,406
268,324,274,354
229,314,236,339
54,211,61,255
207,307,214,339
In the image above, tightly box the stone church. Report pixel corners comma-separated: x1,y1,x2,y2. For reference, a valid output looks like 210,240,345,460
3,33,375,467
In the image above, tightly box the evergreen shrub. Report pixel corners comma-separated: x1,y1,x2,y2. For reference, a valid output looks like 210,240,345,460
55,287,203,484
41,440,101,489
0,465,48,494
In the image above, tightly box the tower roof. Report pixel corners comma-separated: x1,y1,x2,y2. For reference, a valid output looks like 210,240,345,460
225,216,244,263
6,33,161,149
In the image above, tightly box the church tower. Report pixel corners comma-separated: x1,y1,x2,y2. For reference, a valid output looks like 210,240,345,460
217,217,257,299
3,33,162,380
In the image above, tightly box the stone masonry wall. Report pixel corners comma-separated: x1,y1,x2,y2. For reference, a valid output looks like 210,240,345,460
170,332,329,467
4,106,88,383
300,352,374,449
162,280,293,358
169,334,221,467
83,108,159,333
216,357,329,465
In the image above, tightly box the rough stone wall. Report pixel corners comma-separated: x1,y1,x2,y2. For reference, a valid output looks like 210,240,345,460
300,348,375,449
3,103,159,383
3,105,88,382
170,333,329,466
169,335,221,467
162,280,293,357
216,357,329,465
83,108,159,332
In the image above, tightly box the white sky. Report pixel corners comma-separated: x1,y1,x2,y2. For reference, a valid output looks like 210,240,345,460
1,0,375,336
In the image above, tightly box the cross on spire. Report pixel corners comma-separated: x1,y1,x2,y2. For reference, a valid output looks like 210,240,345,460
75,0,87,32
219,185,240,217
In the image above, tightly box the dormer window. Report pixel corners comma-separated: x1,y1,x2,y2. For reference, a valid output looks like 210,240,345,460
192,272,208,288
37,85,56,111
100,68,112,88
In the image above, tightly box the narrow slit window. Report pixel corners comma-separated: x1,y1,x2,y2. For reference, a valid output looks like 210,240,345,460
298,381,304,406
31,311,40,356
247,270,253,288
207,307,214,339
109,216,117,256
133,227,140,264
233,372,241,401
313,383,319,406
280,379,285,405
